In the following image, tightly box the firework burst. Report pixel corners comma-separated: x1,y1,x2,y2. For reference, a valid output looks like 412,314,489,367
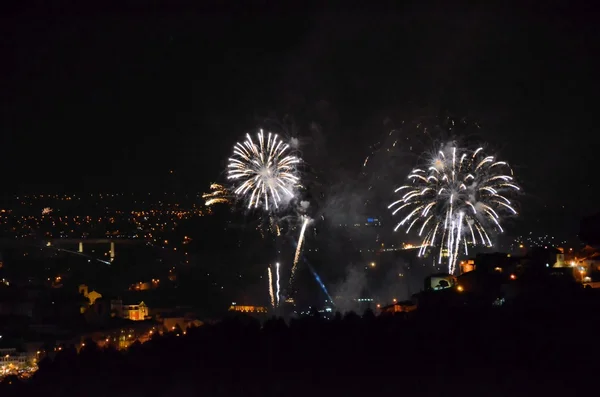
202,183,232,207
227,129,301,212
389,142,520,274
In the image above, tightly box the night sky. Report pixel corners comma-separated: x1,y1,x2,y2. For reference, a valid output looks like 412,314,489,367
0,3,597,236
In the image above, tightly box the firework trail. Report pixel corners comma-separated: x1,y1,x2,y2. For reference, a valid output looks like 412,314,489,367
275,262,281,307
289,216,310,285
268,266,275,308
389,142,520,274
227,129,301,211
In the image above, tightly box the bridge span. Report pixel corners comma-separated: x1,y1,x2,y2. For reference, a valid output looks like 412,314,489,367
45,238,142,245
0,238,145,262
45,238,145,261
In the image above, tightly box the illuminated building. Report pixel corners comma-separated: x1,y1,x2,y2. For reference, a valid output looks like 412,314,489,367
111,300,150,321
79,284,103,304
0,348,33,371
87,290,103,304
228,304,268,313
129,281,155,291
123,302,149,321
460,259,475,274
380,301,417,314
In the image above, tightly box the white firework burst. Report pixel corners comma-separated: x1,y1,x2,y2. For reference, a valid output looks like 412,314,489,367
389,142,520,274
227,129,301,211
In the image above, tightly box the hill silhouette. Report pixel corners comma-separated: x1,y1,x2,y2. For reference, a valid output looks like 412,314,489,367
2,295,598,397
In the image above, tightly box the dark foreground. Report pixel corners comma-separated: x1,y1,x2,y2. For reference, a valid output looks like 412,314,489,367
1,298,598,397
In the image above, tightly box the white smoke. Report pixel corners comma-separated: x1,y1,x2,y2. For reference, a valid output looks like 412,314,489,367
331,266,367,314
290,137,300,149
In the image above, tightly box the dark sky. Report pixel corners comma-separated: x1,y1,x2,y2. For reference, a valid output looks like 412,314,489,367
0,3,597,233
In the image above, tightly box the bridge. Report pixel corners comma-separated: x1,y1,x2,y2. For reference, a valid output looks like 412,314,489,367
45,238,145,262
0,238,144,263
45,238,141,245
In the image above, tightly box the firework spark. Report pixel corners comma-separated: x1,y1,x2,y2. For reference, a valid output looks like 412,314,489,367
270,216,281,237
290,216,310,285
268,266,275,308
389,142,520,274
227,129,301,211
202,183,232,207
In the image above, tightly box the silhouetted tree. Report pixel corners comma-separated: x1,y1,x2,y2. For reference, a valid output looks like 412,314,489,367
362,308,375,322
2,294,599,397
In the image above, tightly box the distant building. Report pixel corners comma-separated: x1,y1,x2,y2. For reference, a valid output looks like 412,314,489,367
558,246,600,283
151,307,203,331
87,290,102,305
79,284,103,315
526,247,563,269
460,259,476,274
0,348,34,370
79,284,103,305
161,316,203,332
128,279,160,291
380,301,417,314
111,300,150,321
228,304,267,313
